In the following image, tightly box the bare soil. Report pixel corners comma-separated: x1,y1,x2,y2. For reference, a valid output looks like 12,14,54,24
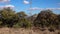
0,28,59,34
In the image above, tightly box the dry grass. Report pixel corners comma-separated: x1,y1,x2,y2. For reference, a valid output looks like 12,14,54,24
0,28,59,34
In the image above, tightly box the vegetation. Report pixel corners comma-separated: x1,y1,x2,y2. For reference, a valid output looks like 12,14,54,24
33,10,60,30
0,7,60,30
0,7,31,28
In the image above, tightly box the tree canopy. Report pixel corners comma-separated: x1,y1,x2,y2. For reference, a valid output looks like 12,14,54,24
33,10,60,30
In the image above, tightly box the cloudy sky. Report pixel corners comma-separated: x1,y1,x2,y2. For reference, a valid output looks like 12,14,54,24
0,0,60,15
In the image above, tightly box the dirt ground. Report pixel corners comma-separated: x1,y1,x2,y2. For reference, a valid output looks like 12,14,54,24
0,28,59,34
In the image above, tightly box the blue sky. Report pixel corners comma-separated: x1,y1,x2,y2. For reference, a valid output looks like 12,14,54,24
0,0,60,15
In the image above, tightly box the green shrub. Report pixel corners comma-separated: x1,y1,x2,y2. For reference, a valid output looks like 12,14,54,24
13,18,32,28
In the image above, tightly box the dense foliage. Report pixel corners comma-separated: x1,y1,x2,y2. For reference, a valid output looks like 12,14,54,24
0,7,60,29
0,8,31,28
33,10,60,30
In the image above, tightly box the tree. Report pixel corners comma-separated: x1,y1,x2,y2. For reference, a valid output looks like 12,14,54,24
17,11,27,18
13,17,31,28
33,10,59,29
13,11,31,28
0,7,19,27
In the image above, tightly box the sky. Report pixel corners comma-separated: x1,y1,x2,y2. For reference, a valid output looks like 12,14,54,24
0,0,60,15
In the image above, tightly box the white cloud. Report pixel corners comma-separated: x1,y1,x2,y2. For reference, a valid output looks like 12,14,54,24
4,5,14,8
0,0,10,2
45,8,60,10
27,7,44,10
27,7,60,10
0,5,15,9
28,7,41,10
23,0,29,4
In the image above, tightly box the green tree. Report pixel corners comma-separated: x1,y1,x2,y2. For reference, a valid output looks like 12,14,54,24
33,10,59,29
13,11,31,28
13,18,31,28
0,7,19,27
17,11,27,18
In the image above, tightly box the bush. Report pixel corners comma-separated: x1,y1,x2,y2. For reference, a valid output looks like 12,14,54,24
0,21,3,27
13,18,32,28
48,26,55,32
13,23,21,28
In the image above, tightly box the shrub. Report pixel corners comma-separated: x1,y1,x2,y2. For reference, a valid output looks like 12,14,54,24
48,26,55,32
13,18,32,28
